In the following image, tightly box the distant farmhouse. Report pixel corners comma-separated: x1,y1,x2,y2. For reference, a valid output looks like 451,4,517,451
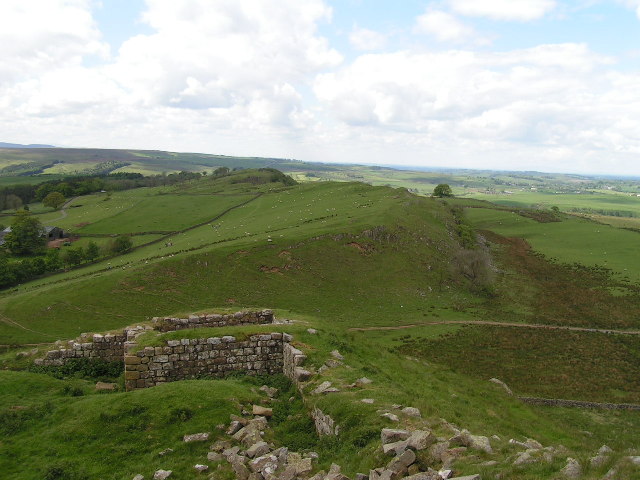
0,225,64,247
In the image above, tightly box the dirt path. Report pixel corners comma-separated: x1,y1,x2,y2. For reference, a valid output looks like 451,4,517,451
48,196,78,222
349,320,640,335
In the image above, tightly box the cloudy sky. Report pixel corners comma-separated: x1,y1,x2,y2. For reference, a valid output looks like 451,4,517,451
1,0,640,175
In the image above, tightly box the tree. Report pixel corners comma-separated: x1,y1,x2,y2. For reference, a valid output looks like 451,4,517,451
43,192,66,210
45,248,62,271
110,236,132,254
213,167,230,176
62,246,85,266
433,184,453,198
4,211,46,255
85,241,100,262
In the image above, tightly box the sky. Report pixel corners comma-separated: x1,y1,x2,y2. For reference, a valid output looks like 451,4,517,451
1,1,640,175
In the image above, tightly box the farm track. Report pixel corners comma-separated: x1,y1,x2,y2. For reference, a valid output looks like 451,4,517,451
349,319,640,335
48,196,78,222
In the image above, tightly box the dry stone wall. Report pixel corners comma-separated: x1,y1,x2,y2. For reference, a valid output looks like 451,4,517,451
152,309,274,332
125,332,291,391
34,331,135,366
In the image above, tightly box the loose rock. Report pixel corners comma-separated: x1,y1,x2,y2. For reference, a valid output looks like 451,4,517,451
252,405,273,417
381,428,411,445
153,470,172,480
401,407,421,418
381,413,400,422
246,441,271,458
183,432,209,442
561,457,582,479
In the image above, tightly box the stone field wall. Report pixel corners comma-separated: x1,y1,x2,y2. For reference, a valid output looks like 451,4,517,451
34,331,132,366
125,332,292,391
152,309,274,332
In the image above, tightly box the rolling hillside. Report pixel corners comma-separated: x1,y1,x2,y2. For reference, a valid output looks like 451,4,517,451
1,168,640,479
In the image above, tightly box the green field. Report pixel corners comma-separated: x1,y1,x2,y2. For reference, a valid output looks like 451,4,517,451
2,165,640,479
466,207,640,282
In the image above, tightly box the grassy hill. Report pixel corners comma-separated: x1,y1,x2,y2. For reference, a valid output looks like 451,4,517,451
1,168,640,479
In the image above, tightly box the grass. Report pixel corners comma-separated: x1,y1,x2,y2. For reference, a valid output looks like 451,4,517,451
397,324,640,403
3,165,640,478
0,371,263,480
466,207,640,283
0,180,468,344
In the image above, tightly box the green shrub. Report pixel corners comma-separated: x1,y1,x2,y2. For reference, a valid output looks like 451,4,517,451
29,358,123,381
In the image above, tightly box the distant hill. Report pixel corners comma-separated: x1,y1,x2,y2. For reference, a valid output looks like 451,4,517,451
0,142,56,148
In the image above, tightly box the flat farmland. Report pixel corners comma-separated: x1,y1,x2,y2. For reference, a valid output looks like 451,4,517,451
466,207,640,282
34,189,254,234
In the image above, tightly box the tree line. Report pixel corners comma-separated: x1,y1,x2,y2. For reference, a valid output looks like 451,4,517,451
0,170,210,211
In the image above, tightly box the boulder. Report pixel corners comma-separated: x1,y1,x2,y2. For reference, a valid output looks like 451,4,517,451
153,471,172,480
231,458,251,480
252,405,273,417
278,466,297,480
183,432,210,442
259,385,279,398
590,446,613,468
249,454,279,475
403,473,440,480
308,471,326,480
513,450,538,466
386,449,416,479
132,475,144,480
194,464,208,472
524,438,543,450
312,381,333,395
381,413,400,422
331,350,345,360
407,430,437,451
222,446,241,458
362,398,375,404
427,442,450,463
307,328,318,334
227,420,244,435
356,377,373,386
207,451,224,462
246,441,271,458
326,463,350,480
441,447,467,469
288,452,313,475
210,439,232,452
401,407,421,418
381,428,411,445
627,456,640,466
449,430,492,454
383,440,409,456
560,458,582,479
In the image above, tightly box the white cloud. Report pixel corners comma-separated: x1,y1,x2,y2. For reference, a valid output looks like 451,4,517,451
313,44,640,173
415,10,486,44
448,0,557,21
109,0,341,112
349,26,387,51
0,0,108,84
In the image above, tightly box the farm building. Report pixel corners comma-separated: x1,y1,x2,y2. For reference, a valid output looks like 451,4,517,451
0,225,65,246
